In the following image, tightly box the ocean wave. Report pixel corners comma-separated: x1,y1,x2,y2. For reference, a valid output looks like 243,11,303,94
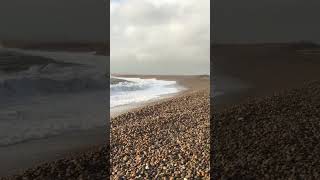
0,64,107,98
0,49,107,146
111,77,181,108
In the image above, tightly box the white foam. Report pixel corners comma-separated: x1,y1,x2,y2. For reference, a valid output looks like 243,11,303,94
111,77,181,108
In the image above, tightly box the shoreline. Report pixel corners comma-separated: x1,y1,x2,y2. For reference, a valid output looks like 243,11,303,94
0,127,106,177
0,48,108,178
111,89,210,178
110,89,185,118
2,75,209,179
111,75,209,118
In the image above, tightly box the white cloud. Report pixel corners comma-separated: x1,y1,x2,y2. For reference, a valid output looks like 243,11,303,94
111,0,210,75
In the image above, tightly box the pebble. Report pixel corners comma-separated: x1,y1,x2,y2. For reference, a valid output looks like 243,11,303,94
111,90,210,179
212,81,320,179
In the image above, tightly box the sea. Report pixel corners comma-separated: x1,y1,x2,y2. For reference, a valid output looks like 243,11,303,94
0,48,107,146
110,76,181,109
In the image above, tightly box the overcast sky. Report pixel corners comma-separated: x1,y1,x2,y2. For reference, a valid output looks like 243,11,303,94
1,0,319,44
2,0,318,73
110,0,210,75
0,0,108,42
213,0,320,43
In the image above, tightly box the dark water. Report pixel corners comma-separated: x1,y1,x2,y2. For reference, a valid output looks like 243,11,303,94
110,77,128,85
0,49,77,73
0,48,107,146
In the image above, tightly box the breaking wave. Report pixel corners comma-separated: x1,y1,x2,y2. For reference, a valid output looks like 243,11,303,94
0,49,107,146
111,77,181,108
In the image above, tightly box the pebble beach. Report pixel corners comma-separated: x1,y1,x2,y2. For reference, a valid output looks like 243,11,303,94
212,81,320,179
1,76,210,179
212,44,320,179
1,145,109,180
111,89,210,179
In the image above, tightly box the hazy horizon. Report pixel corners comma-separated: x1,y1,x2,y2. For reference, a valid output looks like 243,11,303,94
111,73,210,76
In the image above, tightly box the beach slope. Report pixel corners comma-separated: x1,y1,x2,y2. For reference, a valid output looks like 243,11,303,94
111,89,210,179
212,81,320,179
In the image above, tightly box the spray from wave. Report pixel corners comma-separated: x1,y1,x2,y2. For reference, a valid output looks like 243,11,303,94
111,76,181,108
